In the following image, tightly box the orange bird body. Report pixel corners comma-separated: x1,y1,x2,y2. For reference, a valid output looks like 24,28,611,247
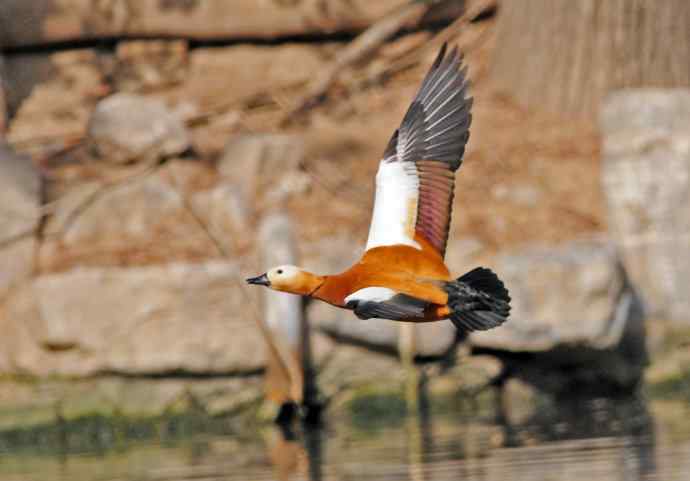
248,44,510,332
313,238,450,315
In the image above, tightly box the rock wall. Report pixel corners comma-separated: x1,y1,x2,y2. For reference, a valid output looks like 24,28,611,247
0,5,670,415
0,261,265,376
601,89,690,325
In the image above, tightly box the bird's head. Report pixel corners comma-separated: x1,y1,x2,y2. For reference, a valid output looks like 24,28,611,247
246,265,324,296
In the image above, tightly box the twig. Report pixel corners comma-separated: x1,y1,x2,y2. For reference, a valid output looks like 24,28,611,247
299,161,372,211
167,168,233,258
280,1,434,126
57,159,161,240
8,132,85,155
33,136,86,166
0,228,35,250
2,140,163,249
365,0,498,86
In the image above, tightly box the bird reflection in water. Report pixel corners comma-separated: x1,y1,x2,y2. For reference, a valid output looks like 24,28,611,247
262,386,658,481
264,370,435,481
265,420,324,481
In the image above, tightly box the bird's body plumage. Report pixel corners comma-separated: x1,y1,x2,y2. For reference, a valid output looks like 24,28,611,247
313,239,451,317
247,44,510,332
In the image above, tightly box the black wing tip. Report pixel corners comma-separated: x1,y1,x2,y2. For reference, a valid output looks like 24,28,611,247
433,42,448,68
429,43,465,74
383,42,473,166
382,129,399,160
416,44,473,163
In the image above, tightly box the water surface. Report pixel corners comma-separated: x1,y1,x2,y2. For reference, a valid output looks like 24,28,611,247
1,394,688,481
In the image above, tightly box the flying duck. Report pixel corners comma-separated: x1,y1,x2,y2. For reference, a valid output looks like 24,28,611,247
247,44,510,332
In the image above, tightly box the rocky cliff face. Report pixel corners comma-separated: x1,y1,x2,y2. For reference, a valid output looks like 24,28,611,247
0,4,683,424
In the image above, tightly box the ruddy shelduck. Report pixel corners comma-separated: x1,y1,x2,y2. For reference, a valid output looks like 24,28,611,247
247,44,510,332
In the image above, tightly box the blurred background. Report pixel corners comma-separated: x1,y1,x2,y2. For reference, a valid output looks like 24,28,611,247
0,1,689,480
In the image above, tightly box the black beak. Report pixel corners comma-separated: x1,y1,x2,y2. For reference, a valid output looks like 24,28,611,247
246,273,270,286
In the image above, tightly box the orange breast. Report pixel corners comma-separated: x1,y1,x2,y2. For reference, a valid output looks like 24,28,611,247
313,239,451,307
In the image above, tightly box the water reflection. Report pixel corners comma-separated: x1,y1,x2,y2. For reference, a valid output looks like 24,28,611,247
266,420,324,481
490,396,657,481
2,391,688,481
262,391,661,481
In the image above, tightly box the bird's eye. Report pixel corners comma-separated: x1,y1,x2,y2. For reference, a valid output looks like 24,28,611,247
277,269,283,275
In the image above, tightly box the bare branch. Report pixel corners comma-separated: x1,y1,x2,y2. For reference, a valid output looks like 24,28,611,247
56,159,161,240
365,0,498,86
0,228,35,250
280,1,433,125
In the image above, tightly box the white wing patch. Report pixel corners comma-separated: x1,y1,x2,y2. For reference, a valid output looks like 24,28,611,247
344,287,397,305
365,161,421,250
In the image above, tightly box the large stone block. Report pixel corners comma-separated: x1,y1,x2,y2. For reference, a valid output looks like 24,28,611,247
0,261,263,377
601,89,690,324
470,238,647,393
88,93,190,164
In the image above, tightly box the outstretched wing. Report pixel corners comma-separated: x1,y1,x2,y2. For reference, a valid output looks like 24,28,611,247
365,44,472,258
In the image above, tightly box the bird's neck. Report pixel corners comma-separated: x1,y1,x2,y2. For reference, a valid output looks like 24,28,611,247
308,274,350,307
283,271,325,297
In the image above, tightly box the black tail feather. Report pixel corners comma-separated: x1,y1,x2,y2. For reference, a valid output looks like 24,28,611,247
445,267,510,332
